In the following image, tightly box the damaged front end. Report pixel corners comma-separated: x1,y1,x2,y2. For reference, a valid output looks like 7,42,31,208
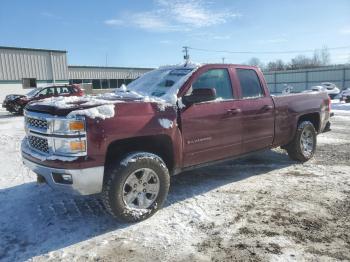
21,109,104,195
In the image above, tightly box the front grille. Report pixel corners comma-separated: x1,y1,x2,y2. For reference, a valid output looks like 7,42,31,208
26,117,48,130
28,135,49,153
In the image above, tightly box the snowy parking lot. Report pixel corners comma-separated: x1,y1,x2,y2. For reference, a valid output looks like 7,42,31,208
0,102,349,261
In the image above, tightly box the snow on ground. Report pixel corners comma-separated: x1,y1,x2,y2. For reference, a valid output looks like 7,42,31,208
0,107,349,261
331,99,350,114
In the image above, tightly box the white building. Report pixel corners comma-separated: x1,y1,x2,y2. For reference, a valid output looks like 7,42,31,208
0,46,152,101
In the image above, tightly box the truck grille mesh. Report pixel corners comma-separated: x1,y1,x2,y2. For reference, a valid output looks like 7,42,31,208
28,135,49,153
26,117,48,130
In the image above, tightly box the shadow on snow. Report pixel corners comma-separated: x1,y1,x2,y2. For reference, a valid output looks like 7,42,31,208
0,149,294,261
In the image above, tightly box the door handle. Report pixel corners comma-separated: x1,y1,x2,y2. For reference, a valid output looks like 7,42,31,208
261,105,273,111
227,108,241,115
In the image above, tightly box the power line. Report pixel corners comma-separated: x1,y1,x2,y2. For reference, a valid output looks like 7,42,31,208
187,45,350,55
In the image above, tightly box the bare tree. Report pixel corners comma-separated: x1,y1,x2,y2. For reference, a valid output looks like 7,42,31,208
319,46,331,65
247,57,265,69
249,47,332,71
266,59,285,71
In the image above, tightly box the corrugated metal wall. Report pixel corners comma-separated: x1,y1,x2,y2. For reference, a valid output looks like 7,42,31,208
264,65,350,93
0,47,68,81
68,66,152,80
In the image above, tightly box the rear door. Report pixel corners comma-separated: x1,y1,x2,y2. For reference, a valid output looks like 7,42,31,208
180,67,242,167
234,68,275,153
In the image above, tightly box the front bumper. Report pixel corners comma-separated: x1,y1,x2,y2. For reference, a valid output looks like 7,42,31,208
22,156,104,195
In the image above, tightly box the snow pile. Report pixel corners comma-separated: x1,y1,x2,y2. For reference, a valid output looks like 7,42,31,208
123,203,156,221
67,104,115,120
158,118,174,129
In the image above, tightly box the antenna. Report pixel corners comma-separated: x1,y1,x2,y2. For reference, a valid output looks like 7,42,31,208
105,53,108,67
183,46,190,64
222,57,225,64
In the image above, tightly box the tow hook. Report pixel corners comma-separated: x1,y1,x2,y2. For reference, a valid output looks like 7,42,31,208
37,175,46,184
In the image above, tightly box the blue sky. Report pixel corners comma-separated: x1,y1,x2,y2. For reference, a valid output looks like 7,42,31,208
0,0,349,67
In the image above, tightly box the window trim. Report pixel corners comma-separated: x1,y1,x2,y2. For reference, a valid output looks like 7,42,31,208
235,68,266,100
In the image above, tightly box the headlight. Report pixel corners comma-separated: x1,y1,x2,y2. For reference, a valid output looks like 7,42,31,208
53,138,86,155
52,118,85,134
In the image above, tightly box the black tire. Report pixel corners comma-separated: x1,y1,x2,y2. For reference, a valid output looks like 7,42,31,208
13,103,23,115
286,121,317,162
102,152,170,222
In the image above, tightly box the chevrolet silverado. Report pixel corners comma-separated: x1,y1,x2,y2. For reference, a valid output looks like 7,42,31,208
21,64,331,222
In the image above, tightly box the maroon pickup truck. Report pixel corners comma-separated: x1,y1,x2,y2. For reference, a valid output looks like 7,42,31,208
21,64,331,222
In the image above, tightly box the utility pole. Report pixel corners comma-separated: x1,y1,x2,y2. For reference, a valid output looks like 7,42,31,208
183,46,190,64
222,57,225,64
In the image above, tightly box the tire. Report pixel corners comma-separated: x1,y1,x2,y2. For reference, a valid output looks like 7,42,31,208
13,103,23,115
102,152,170,222
286,121,317,162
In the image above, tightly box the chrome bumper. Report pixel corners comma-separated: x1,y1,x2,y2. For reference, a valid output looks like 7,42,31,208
22,157,104,195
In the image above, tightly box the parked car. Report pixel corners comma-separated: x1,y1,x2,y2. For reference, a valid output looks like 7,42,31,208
340,88,350,103
321,82,340,99
2,85,84,114
21,64,331,222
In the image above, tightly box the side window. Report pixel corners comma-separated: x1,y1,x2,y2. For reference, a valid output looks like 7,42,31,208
236,69,264,98
46,87,55,95
37,87,55,96
192,69,233,100
57,87,71,94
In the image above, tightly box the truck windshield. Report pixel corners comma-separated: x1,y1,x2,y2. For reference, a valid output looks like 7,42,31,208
127,67,195,97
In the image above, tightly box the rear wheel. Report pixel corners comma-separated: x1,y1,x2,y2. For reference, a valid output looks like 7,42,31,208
286,121,317,162
102,152,170,222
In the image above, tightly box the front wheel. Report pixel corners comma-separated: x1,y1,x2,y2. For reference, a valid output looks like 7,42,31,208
102,152,170,222
286,121,317,162
13,103,23,115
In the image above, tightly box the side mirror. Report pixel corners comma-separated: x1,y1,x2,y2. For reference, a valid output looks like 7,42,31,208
182,88,216,106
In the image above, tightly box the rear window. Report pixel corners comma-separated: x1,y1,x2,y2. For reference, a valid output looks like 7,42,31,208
236,69,264,99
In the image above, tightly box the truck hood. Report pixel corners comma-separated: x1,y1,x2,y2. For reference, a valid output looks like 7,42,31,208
25,94,174,118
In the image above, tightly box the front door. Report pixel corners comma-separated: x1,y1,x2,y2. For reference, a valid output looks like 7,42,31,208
180,68,242,167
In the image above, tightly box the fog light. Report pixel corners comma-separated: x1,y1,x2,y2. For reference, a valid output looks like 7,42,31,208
52,173,73,185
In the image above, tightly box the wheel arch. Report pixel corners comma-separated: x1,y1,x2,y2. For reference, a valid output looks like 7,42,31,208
104,135,175,183
297,112,320,133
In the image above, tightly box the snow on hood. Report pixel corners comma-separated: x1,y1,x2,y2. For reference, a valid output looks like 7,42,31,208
29,95,121,119
29,62,201,119
30,95,119,109
67,104,115,120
